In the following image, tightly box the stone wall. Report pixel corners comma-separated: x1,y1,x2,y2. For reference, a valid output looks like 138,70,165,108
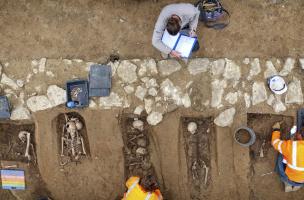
1,57,303,126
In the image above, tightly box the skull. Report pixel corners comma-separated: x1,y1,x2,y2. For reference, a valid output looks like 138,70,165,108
18,131,27,142
133,120,144,131
75,121,83,130
66,121,77,134
70,117,83,130
136,147,147,156
187,122,198,134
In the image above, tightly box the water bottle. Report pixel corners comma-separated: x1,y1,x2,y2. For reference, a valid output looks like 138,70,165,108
290,125,297,137
66,101,79,108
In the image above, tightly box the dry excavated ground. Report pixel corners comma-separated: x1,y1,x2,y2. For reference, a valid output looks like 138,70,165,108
0,0,304,200
0,56,304,200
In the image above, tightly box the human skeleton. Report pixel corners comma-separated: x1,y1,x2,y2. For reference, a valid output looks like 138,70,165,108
60,114,87,165
18,131,36,163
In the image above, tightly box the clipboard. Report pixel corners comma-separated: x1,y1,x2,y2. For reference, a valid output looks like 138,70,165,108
161,30,197,58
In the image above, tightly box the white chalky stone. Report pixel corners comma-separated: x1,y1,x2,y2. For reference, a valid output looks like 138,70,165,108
117,60,138,83
264,60,278,78
273,97,286,113
244,93,251,108
158,60,182,76
214,108,236,127
147,111,163,126
279,57,295,76
27,95,52,112
148,88,158,97
89,100,97,108
211,79,227,108
300,58,304,70
47,85,67,107
16,80,24,88
46,71,55,77
210,59,225,76
187,58,210,75
135,86,147,101
134,105,144,115
247,58,261,80
252,82,267,105
285,78,303,104
124,85,135,94
1,73,19,90
225,92,238,105
223,58,241,81
10,106,31,120
38,58,47,73
144,98,154,114
243,58,250,65
99,92,124,108
63,59,72,65
267,94,275,106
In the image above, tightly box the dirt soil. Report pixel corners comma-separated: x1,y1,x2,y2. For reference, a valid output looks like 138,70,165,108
119,114,156,181
181,116,212,200
33,108,125,200
0,122,35,162
1,0,304,199
0,121,51,200
247,113,304,200
0,0,303,61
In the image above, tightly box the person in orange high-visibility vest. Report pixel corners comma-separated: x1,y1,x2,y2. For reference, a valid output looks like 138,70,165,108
122,174,163,200
272,122,304,192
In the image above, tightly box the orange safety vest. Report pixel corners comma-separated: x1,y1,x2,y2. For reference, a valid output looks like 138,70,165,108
272,130,304,183
122,176,163,200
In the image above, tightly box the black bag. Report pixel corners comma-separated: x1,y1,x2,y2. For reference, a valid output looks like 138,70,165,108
195,0,230,29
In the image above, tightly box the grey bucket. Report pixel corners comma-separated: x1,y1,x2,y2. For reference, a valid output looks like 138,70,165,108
234,126,256,147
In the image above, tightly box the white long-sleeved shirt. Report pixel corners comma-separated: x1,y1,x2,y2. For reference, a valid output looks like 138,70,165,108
152,3,200,54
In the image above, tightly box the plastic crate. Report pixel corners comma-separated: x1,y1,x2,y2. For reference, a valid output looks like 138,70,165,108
0,96,10,119
89,64,112,97
66,79,89,108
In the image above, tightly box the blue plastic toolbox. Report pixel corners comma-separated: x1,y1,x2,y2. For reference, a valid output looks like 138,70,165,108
0,96,10,119
66,79,89,108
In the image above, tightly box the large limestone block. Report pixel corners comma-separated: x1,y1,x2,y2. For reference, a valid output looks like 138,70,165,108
211,79,227,108
99,92,124,108
27,96,52,112
47,85,66,107
264,60,278,79
279,58,295,76
247,58,261,80
252,82,267,105
158,60,181,76
10,106,31,120
214,107,236,127
285,78,303,104
187,58,210,75
223,59,241,81
1,73,19,90
117,60,138,83
210,59,225,76
147,111,163,126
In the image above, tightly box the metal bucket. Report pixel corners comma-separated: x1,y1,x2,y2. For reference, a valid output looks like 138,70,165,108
234,126,256,147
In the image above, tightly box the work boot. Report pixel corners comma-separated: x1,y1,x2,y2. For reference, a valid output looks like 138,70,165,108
284,182,293,192
292,186,302,192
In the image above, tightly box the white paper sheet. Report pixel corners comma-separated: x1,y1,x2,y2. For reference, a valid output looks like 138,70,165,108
161,30,180,49
174,35,196,58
